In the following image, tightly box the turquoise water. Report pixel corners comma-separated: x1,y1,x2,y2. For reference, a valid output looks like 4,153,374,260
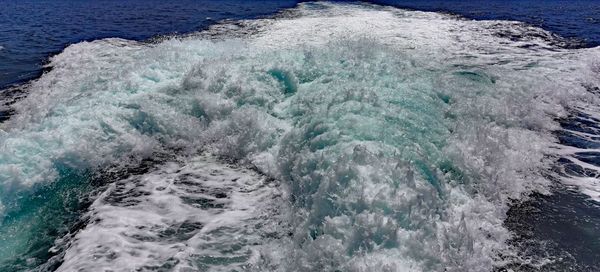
1,2,600,271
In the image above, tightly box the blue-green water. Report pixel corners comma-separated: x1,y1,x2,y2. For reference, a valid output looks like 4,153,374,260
1,1,600,271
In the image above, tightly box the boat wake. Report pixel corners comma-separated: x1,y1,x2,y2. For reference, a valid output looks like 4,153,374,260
0,2,599,271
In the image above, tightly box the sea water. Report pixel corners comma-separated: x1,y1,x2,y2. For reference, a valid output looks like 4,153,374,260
0,1,600,271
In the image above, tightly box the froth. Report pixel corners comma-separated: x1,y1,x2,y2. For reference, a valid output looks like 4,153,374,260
1,2,599,271
57,154,286,271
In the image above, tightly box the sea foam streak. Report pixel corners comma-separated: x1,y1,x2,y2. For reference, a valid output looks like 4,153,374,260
0,2,599,271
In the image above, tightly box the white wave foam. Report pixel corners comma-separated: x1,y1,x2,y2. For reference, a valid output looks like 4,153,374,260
56,154,286,271
2,2,600,271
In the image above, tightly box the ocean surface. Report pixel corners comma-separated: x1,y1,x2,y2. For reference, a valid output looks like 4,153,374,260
0,0,298,89
1,1,600,271
1,0,599,89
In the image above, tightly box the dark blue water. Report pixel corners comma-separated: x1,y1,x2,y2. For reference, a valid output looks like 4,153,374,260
1,0,599,89
0,0,298,89
374,0,600,47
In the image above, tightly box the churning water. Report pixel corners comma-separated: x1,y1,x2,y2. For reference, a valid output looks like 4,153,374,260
1,2,600,271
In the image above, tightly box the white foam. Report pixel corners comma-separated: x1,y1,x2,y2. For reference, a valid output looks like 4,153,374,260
2,2,600,271
57,154,286,271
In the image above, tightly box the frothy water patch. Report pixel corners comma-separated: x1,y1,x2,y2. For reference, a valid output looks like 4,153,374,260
56,154,286,271
0,2,599,271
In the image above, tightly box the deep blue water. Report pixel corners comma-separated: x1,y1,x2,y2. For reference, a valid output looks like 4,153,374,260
1,0,599,89
374,0,600,47
0,0,298,89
